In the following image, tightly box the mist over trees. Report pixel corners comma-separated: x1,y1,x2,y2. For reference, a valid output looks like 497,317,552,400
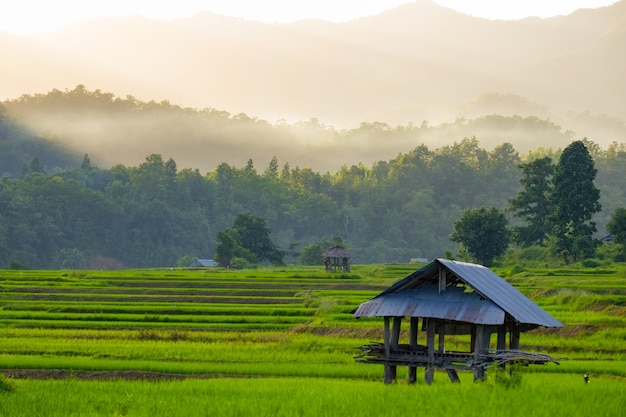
2,86,581,175
1,133,626,268
1,88,626,269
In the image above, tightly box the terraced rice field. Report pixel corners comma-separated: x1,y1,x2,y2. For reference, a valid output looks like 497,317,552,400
0,264,624,416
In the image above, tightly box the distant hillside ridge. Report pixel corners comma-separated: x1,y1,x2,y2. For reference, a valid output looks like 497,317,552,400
0,0,624,135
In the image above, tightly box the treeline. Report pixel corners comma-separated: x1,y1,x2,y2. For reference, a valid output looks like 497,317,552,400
2,136,626,269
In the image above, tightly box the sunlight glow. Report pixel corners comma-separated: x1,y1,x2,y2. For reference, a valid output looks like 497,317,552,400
0,0,619,35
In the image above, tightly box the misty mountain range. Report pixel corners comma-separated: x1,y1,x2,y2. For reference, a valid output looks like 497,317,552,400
1,0,625,172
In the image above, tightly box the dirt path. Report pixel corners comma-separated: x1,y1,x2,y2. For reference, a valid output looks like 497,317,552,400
1,369,256,381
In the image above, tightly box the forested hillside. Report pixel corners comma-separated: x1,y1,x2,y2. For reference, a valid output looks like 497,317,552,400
3,86,577,173
1,113,625,268
0,103,80,175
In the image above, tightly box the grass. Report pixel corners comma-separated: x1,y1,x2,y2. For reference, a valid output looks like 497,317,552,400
0,263,624,416
0,374,624,417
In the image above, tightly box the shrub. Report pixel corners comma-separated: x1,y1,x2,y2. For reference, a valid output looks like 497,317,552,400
582,259,601,268
231,257,256,270
7,259,26,270
507,264,525,276
0,375,16,393
488,365,523,389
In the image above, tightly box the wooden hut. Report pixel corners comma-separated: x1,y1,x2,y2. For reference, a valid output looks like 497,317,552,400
322,246,353,273
353,259,562,384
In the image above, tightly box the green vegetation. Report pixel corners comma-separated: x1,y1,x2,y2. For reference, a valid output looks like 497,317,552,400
551,141,601,263
450,207,509,266
0,264,624,415
215,213,285,267
1,375,624,417
607,208,626,260
2,88,626,268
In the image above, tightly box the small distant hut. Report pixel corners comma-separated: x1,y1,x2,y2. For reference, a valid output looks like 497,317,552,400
322,246,352,273
354,258,563,384
189,259,218,267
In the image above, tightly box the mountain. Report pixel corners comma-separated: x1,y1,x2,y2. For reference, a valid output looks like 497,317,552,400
1,0,625,171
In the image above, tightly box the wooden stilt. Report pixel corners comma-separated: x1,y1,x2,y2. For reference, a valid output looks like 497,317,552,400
497,326,506,351
391,317,402,350
389,316,402,382
510,326,520,350
425,367,434,384
438,323,445,354
408,317,418,384
446,369,460,383
473,325,486,382
509,325,521,376
383,316,392,384
497,325,507,370
425,318,435,385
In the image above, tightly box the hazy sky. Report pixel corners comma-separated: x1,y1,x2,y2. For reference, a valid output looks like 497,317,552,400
0,0,619,34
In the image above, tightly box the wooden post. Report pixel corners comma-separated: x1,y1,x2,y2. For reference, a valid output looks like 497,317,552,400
497,325,507,370
473,325,486,381
425,318,435,385
389,316,402,382
508,325,521,376
383,316,392,384
408,317,418,384
438,323,445,354
497,326,506,352
391,317,402,350
446,369,460,383
510,325,520,350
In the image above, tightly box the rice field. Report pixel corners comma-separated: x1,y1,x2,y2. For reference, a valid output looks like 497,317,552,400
0,264,624,416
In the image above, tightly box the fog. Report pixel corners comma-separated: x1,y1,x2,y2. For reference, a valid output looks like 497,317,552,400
1,0,625,171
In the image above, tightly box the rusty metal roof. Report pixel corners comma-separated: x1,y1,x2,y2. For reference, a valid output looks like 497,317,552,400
354,285,505,325
354,258,562,329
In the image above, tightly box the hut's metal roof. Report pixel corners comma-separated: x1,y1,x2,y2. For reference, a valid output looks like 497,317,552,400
354,285,505,325
322,246,353,258
354,258,562,329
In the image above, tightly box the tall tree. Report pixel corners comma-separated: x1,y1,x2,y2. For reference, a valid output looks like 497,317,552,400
215,213,284,267
450,207,509,266
550,140,601,263
509,157,555,247
214,229,255,267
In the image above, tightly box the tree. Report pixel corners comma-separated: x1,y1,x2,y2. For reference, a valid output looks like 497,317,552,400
550,141,601,263
509,157,554,247
607,208,626,260
299,238,343,265
450,207,509,266
214,229,255,268
29,156,44,174
215,214,284,267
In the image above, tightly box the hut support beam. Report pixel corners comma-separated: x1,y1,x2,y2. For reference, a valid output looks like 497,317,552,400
473,325,490,382
446,369,460,383
389,316,401,382
497,326,506,351
383,316,401,384
510,326,520,350
383,316,392,384
425,319,435,385
408,317,419,384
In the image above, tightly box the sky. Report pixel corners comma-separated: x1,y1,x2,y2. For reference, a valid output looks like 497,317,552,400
0,0,619,35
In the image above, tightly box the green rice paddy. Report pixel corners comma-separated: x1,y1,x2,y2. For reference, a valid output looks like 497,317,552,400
0,264,624,416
